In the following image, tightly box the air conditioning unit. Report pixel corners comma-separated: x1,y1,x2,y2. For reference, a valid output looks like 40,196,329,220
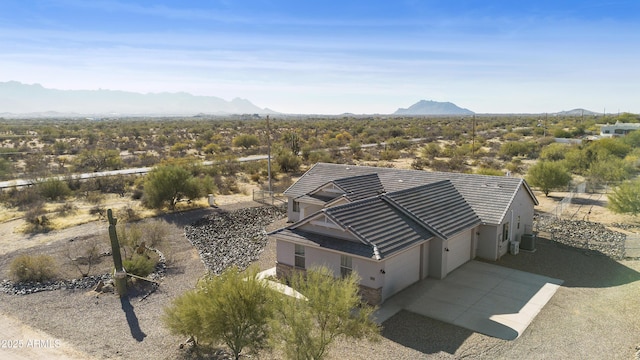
510,240,520,255
520,233,536,251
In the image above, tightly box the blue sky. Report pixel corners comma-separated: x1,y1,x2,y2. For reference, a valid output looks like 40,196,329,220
1,0,638,114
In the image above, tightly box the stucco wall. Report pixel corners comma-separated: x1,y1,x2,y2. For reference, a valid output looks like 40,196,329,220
276,262,383,305
476,224,498,260
287,197,298,222
275,239,384,290
428,237,445,279
498,185,536,258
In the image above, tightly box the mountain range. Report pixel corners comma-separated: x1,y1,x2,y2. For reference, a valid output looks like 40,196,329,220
0,81,603,117
0,81,276,116
394,100,474,115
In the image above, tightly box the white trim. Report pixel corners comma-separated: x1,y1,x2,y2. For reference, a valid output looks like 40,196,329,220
310,217,343,230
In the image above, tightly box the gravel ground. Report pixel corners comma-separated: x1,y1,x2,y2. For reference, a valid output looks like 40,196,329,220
1,202,639,360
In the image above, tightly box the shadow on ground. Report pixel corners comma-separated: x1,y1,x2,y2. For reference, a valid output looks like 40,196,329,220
493,238,640,288
381,237,640,355
382,310,475,355
158,207,219,228
120,296,146,342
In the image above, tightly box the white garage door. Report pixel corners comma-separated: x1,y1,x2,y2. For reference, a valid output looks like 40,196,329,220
382,250,420,301
446,231,472,274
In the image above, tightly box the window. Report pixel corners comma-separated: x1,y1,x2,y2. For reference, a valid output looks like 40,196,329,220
517,216,520,230
294,244,305,269
503,222,510,242
340,255,352,278
292,201,300,213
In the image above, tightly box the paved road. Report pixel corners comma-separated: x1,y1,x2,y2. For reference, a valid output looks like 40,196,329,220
0,138,427,190
0,154,269,189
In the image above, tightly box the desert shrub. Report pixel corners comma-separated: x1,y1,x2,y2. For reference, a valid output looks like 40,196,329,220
431,157,467,172
232,134,260,149
476,168,504,176
7,187,43,210
66,238,101,277
552,128,572,138
89,205,106,219
117,205,140,223
502,132,522,141
131,188,144,200
411,158,429,170
37,178,71,200
24,204,51,233
10,254,57,282
57,202,77,216
85,191,105,204
506,161,523,174
386,137,411,150
308,150,333,163
380,149,400,161
139,220,172,248
123,255,157,277
214,175,240,195
250,172,262,183
275,149,301,173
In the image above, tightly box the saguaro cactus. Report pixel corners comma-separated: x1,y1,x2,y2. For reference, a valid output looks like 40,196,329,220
107,209,127,297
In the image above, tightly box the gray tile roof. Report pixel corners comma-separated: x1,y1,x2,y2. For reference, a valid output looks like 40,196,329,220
302,173,385,204
332,173,385,201
383,180,481,239
284,196,434,259
270,228,375,258
285,163,537,225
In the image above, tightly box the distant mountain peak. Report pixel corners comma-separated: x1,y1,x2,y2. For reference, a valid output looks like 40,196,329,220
0,81,278,116
554,108,600,116
394,100,474,115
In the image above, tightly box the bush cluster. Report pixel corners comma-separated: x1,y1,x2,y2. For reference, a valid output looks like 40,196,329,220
10,254,57,282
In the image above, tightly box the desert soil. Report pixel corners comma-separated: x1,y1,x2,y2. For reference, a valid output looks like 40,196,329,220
0,189,639,359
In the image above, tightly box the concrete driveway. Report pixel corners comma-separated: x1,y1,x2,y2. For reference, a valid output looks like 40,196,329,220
375,260,563,340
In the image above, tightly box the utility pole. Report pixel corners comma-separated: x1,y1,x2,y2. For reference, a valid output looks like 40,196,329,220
471,115,476,157
266,115,272,194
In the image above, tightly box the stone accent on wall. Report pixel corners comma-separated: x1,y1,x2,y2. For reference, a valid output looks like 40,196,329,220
276,262,296,280
359,284,383,306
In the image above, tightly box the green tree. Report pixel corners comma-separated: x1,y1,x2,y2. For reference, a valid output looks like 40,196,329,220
0,158,13,180
276,149,301,173
37,178,72,200
232,134,260,149
587,138,631,159
498,141,538,160
608,179,640,216
74,149,123,172
142,165,201,209
273,267,380,360
526,161,572,196
163,267,274,360
587,155,633,188
540,143,568,161
421,143,440,159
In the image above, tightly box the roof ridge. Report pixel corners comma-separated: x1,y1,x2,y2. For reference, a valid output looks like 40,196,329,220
380,194,447,239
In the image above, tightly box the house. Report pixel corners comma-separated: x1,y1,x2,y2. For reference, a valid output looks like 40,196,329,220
270,163,538,305
600,122,640,137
